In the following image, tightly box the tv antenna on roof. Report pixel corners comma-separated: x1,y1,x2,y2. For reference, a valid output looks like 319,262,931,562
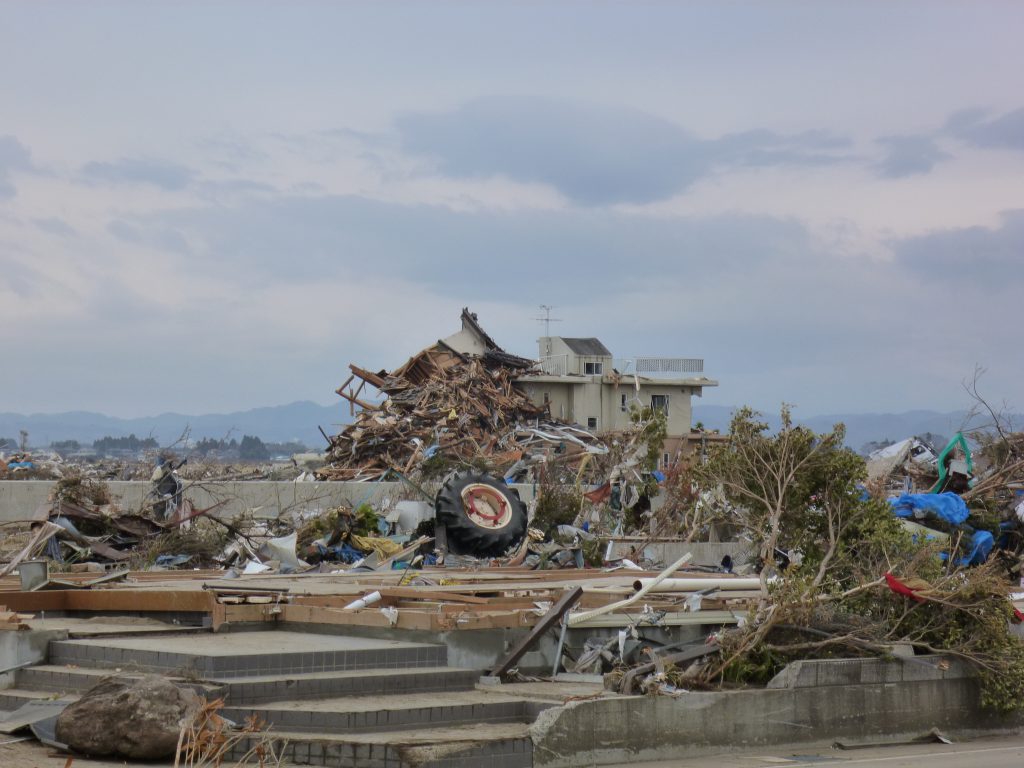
536,305,562,337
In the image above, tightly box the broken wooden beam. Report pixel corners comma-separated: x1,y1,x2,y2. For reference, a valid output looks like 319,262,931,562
489,586,583,678
349,364,387,389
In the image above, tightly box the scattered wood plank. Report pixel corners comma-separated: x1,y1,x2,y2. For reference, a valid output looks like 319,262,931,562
489,586,583,678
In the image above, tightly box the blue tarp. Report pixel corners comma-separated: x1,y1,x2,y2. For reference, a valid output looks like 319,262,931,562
891,492,995,566
964,530,995,566
314,541,367,564
392,554,437,569
940,530,994,567
889,492,970,525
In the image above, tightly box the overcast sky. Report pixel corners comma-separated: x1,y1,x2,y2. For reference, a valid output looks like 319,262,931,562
2,1,1023,418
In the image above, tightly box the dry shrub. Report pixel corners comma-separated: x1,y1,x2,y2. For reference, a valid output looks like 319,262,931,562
176,697,287,768
53,473,113,506
135,519,231,569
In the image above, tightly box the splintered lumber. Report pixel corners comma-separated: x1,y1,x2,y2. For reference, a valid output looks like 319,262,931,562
335,389,379,412
0,562,759,635
318,317,605,481
489,586,583,677
349,364,386,389
0,606,32,630
0,522,63,577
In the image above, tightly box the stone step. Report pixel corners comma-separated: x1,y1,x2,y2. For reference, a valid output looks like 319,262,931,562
221,690,550,734
220,722,533,768
15,664,225,698
48,630,446,678
219,666,480,705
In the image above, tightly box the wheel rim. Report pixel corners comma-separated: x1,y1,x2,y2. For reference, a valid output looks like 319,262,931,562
460,483,513,529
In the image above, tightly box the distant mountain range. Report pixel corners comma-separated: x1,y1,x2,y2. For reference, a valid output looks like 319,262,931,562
0,401,349,449
1,401,1005,454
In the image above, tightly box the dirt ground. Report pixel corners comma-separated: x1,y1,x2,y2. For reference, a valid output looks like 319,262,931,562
0,739,135,767
0,739,297,767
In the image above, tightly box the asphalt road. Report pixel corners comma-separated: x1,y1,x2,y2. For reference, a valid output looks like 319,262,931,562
614,733,1024,768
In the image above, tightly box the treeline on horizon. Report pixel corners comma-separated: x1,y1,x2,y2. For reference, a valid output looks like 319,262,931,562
2,433,309,460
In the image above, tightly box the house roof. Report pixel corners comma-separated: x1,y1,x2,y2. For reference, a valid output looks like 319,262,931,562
459,307,499,351
561,337,612,357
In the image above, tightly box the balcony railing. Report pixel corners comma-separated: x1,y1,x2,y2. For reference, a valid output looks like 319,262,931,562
616,357,704,375
539,354,569,376
538,355,704,377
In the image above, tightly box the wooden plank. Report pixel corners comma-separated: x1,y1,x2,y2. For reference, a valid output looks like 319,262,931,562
333,374,355,396
336,389,379,411
1,589,214,614
489,586,583,678
568,609,741,628
280,604,442,632
296,588,489,606
349,364,386,389
0,592,69,612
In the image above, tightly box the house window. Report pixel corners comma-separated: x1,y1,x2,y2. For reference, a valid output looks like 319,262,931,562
620,394,628,412
584,361,603,375
543,392,550,405
663,453,671,469
587,417,598,430
651,394,669,415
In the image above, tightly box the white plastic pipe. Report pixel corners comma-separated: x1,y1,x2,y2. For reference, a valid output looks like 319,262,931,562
567,553,692,627
343,591,382,610
631,577,762,593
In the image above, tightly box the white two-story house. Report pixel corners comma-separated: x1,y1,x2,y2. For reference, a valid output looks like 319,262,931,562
516,336,718,466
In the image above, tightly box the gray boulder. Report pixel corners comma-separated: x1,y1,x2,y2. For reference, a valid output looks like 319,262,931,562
55,674,200,759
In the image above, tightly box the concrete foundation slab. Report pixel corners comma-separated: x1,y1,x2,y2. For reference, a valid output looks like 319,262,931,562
55,629,435,657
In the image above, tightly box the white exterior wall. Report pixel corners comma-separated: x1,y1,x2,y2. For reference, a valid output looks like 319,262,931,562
526,336,714,465
538,337,611,376
519,379,696,439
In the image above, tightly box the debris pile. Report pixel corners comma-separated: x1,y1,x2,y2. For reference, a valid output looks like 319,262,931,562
319,309,606,481
0,451,63,479
867,432,974,496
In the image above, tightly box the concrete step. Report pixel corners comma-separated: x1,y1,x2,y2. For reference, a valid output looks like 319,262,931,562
218,666,480,705
17,663,132,693
15,664,226,698
221,721,533,767
0,687,77,712
48,630,446,678
221,690,551,734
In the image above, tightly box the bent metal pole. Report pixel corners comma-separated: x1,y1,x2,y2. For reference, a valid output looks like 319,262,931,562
566,552,693,627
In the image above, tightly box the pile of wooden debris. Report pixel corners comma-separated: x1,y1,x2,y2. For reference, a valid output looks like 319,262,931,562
319,309,606,481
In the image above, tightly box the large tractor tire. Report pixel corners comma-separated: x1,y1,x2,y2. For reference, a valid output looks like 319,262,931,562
435,471,528,557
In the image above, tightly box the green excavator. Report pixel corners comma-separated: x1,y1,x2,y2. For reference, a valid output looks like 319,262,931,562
930,431,974,494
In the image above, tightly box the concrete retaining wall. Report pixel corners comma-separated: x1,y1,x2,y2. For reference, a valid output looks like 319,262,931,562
529,656,1024,766
1,480,739,567
605,539,751,568
0,628,68,688
0,480,542,524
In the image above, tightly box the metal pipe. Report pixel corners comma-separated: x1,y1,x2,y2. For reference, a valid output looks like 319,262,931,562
567,553,692,627
343,591,382,610
551,617,570,677
631,577,762,593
